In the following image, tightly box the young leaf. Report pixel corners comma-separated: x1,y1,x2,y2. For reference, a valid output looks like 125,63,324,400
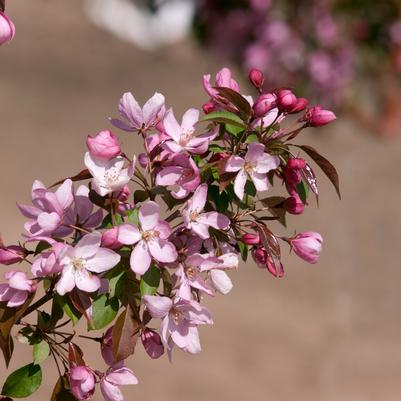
90,294,119,331
68,343,85,366
2,363,42,398
33,341,50,365
55,295,82,326
296,181,309,205
161,268,173,296
214,87,252,121
201,111,246,129
140,265,161,296
50,169,92,189
51,375,76,401
302,163,319,201
237,241,248,262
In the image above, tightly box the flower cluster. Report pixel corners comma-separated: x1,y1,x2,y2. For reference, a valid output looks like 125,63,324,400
0,67,339,400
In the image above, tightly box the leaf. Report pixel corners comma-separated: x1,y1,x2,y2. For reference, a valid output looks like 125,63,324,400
68,343,85,366
238,241,248,262
90,294,119,331
100,213,123,229
226,124,244,136
208,144,225,153
34,241,52,255
296,145,341,199
161,268,173,296
302,163,319,201
50,375,76,401
55,295,82,326
201,111,246,129
2,363,42,398
33,341,50,365
208,186,229,213
296,181,309,205
50,169,92,189
140,265,161,296
69,291,93,329
255,223,282,273
134,190,149,204
112,305,140,363
125,208,139,225
214,87,252,121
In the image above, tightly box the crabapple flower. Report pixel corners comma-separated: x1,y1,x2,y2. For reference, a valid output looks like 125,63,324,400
56,233,121,295
0,243,25,265
300,106,336,127
117,201,177,275
0,271,36,307
163,109,216,154
111,92,165,132
84,153,135,197
86,130,121,160
0,12,15,46
225,143,280,200
156,154,200,199
203,67,240,100
252,93,277,118
31,242,65,277
141,328,165,359
101,228,122,250
100,363,138,401
183,184,230,239
69,366,96,401
143,295,213,353
289,232,323,264
283,194,305,215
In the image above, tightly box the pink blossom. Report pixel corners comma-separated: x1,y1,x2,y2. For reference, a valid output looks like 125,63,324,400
117,202,177,275
300,106,336,127
143,295,213,353
56,233,121,295
0,243,25,265
249,68,265,89
18,179,74,238
241,233,260,245
100,363,138,401
141,328,164,359
0,12,15,46
69,366,96,401
203,67,240,100
86,131,121,160
0,271,36,307
101,228,122,250
182,184,230,239
163,109,216,154
110,92,165,132
252,93,277,118
283,195,305,215
225,143,279,200
290,232,323,264
275,89,297,113
84,153,135,197
156,154,200,199
31,242,65,278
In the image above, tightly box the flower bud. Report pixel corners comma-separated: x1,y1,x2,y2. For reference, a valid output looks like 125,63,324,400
287,157,306,170
275,89,297,112
287,97,308,114
241,233,260,245
248,68,264,89
283,195,305,215
251,247,267,267
86,130,121,160
141,328,164,359
0,245,25,265
101,228,122,250
290,232,323,264
252,93,276,117
0,12,15,46
69,366,96,401
266,257,285,278
138,153,148,168
300,106,336,127
202,101,215,114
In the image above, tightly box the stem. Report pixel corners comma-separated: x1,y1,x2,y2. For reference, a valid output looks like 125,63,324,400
18,291,53,322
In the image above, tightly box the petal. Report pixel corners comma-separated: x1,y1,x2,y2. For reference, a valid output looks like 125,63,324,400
130,241,151,275
75,270,101,293
117,224,141,245
250,172,269,192
84,208,104,228
163,110,182,142
86,248,121,273
183,325,201,354
181,108,199,132
245,142,265,162
143,295,172,319
190,221,210,239
56,267,76,296
100,380,123,401
16,204,41,219
153,221,172,240
8,272,32,291
118,92,143,128
0,285,13,302
148,239,177,263
7,291,28,308
233,169,247,200
198,212,230,230
139,201,160,231
106,366,138,385
188,184,207,212
74,232,101,259
143,92,165,127
55,179,74,210
225,156,244,173
210,270,233,295
155,166,183,186
255,154,280,174
37,212,61,232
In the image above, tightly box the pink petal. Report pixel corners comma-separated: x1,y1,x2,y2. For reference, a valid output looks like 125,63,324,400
110,118,136,132
75,232,101,259
190,221,210,239
117,224,141,245
8,272,32,291
86,248,121,273
255,153,280,174
119,92,143,129
139,201,160,231
17,204,41,219
37,212,61,232
225,156,244,172
163,110,182,142
198,212,230,230
183,325,201,354
7,290,28,307
148,239,177,263
56,267,76,296
55,179,73,210
181,108,199,132
106,366,138,385
156,166,183,186
245,142,265,162
210,270,233,295
153,221,172,240
130,241,151,275
250,171,269,192
143,92,165,127
85,208,103,228
75,270,101,293
0,284,13,302
143,295,172,318
100,380,123,401
188,184,207,212
233,169,247,200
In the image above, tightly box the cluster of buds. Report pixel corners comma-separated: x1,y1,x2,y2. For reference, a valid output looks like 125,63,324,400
0,67,339,401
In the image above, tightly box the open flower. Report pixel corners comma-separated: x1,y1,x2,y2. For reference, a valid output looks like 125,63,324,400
183,184,230,239
225,143,280,200
84,153,135,197
0,271,36,307
100,363,138,401
110,92,165,132
163,109,216,154
31,242,65,278
56,233,121,295
117,201,177,275
69,366,96,401
143,295,213,353
203,67,240,101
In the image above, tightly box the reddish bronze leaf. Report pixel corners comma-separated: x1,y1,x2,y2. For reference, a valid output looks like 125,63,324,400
50,374,76,401
50,169,92,189
302,163,319,201
68,343,85,366
255,222,282,273
69,290,94,330
214,87,252,121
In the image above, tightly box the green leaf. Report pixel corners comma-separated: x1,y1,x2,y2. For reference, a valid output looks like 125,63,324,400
51,375,76,401
161,268,173,296
34,241,52,255
125,208,139,225
238,241,248,262
225,124,244,136
201,111,246,129
55,295,81,326
2,363,42,398
106,268,126,298
296,181,309,204
244,180,256,197
140,265,161,296
33,341,50,364
245,133,258,143
90,294,119,331
208,144,225,153
208,186,229,213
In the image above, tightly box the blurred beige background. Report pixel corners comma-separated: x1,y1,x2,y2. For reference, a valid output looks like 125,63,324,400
1,1,401,400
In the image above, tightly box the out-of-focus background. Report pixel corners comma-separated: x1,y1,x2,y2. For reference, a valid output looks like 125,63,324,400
0,1,401,400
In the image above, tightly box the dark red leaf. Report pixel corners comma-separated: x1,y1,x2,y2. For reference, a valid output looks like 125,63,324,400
69,290,93,329
50,169,92,189
302,163,319,201
219,172,236,193
214,87,252,121
68,343,85,366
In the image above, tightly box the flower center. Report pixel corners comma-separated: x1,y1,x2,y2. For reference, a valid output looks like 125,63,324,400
185,266,198,279
103,167,120,186
189,211,200,222
179,129,194,146
142,230,160,241
244,161,255,174
71,257,86,271
171,308,182,325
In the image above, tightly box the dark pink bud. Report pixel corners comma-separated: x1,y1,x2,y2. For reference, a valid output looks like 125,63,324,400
288,97,308,114
0,12,15,46
251,247,267,267
202,101,216,114
248,68,265,89
300,106,336,127
266,257,285,278
276,89,297,112
0,245,26,265
283,195,305,215
86,130,121,160
287,158,306,170
141,328,164,359
138,153,148,168
241,233,260,245
252,93,276,117
101,228,122,250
